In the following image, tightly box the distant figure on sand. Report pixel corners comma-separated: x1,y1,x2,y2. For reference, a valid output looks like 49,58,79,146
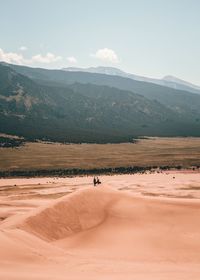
93,177,101,186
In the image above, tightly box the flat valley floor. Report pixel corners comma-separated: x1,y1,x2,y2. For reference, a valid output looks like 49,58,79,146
1,137,200,171
0,171,200,279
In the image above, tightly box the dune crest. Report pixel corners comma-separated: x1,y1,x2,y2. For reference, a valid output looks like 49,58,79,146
20,187,117,241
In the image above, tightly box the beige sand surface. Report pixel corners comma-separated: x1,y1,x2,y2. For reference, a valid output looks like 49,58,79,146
0,172,200,279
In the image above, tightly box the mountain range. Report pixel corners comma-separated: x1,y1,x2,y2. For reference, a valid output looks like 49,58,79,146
63,66,200,95
0,62,200,143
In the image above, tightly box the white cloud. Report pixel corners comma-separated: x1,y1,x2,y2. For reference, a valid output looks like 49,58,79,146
19,46,27,51
91,48,119,63
0,48,62,65
67,56,77,64
0,48,25,64
31,52,62,63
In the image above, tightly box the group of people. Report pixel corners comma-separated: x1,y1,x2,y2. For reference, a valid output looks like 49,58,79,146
93,176,101,186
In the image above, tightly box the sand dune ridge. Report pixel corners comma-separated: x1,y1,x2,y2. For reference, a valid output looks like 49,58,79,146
21,187,117,241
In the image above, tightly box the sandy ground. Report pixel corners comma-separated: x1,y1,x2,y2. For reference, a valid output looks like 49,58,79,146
0,172,200,279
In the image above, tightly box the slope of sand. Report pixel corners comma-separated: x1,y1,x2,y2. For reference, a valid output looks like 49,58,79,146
0,173,200,279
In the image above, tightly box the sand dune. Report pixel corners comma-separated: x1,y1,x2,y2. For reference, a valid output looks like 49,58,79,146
21,187,200,262
1,176,200,279
20,187,115,241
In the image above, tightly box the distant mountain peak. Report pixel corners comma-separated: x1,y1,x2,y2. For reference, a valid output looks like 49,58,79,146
63,66,126,76
162,75,200,90
63,66,200,95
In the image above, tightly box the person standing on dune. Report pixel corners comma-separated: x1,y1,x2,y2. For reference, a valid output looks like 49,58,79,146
93,177,97,186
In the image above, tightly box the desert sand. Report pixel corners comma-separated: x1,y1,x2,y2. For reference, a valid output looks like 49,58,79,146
0,172,200,279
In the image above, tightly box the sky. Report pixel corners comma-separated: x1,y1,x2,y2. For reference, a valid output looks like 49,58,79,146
0,0,200,85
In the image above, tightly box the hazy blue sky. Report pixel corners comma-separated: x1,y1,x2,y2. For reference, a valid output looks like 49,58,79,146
0,0,199,84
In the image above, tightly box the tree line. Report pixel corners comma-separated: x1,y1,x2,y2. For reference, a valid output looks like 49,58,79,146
0,165,199,178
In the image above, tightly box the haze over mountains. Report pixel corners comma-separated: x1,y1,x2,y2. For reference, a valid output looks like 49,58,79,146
1,62,200,143
64,66,200,95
